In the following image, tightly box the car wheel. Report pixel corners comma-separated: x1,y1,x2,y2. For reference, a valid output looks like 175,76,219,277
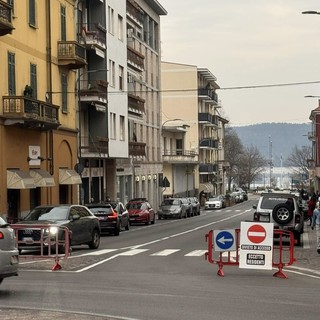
125,222,130,230
151,215,155,224
294,231,302,246
272,204,294,225
114,226,120,236
158,215,162,220
88,229,100,249
0,278,3,285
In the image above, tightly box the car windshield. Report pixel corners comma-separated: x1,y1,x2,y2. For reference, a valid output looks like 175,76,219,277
161,199,180,206
209,197,220,201
25,206,69,221
127,202,146,210
260,197,293,210
90,207,113,214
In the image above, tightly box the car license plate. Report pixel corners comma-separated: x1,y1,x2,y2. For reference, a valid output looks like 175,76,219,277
260,216,270,222
11,255,19,265
22,237,34,244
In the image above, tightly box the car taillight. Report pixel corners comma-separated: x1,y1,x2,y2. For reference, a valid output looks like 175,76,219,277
0,231,4,239
110,210,117,217
253,212,258,221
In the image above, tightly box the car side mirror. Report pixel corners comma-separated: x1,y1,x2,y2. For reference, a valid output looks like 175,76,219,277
252,205,257,209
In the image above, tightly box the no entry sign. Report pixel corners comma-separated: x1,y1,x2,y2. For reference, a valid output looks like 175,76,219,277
239,222,274,270
247,224,266,244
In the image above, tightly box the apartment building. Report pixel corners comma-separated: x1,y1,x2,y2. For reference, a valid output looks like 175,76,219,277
113,0,166,208
308,102,320,193
0,1,82,221
161,62,228,199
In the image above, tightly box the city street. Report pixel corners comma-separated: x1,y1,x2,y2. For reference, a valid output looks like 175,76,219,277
1,195,319,320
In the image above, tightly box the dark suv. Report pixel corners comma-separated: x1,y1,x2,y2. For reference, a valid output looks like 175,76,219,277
253,193,304,246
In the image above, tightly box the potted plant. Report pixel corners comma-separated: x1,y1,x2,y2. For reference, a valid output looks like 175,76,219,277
23,85,33,97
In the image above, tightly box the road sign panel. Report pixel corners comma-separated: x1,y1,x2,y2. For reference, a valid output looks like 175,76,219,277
247,224,266,244
213,230,236,252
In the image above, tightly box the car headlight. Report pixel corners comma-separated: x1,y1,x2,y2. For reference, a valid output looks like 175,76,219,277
45,226,58,235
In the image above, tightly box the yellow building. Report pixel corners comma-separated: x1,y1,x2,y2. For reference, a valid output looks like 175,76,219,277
0,1,82,221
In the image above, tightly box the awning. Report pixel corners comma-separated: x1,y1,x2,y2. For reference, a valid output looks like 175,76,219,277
59,169,82,185
30,169,55,187
7,169,36,189
199,183,214,193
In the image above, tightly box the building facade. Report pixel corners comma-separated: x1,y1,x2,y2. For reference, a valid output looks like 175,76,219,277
161,62,228,199
0,1,82,221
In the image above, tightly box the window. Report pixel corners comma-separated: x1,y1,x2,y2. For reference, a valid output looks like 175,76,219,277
109,60,115,87
30,63,37,98
8,52,15,95
118,15,123,41
110,112,116,139
108,6,114,35
60,5,66,41
29,0,36,27
120,115,125,141
8,0,14,14
119,65,124,91
61,73,68,113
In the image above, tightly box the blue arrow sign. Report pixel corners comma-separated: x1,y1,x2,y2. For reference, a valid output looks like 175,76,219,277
215,231,235,251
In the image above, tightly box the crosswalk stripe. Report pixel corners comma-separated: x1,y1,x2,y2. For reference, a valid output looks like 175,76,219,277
118,249,149,256
185,250,207,256
151,249,180,256
81,249,118,256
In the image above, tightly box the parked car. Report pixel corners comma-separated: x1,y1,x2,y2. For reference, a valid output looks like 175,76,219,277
158,198,189,219
126,199,156,225
231,191,242,203
0,217,19,285
252,192,304,246
205,195,226,210
14,205,101,252
188,197,201,216
87,201,129,235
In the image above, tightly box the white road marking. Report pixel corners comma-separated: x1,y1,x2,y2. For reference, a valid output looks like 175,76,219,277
185,250,207,256
80,249,118,256
151,249,180,256
118,249,149,256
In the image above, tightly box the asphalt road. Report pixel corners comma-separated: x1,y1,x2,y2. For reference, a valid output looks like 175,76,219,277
1,195,319,320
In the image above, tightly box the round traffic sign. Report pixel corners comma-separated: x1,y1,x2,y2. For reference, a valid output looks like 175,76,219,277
247,224,266,244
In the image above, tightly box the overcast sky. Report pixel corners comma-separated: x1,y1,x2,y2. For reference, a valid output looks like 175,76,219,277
159,0,320,126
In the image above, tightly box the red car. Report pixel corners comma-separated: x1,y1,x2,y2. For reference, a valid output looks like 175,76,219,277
126,199,156,225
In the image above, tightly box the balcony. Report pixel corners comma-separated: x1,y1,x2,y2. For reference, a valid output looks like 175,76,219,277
162,149,198,164
127,46,144,71
199,138,219,149
79,79,108,111
129,141,146,157
128,93,145,117
1,96,60,130
126,0,144,26
0,1,14,36
58,41,87,69
80,23,107,54
199,163,218,174
198,113,219,126
198,88,218,104
80,136,109,157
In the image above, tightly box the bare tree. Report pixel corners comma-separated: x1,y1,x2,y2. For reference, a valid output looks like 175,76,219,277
286,145,312,177
224,127,244,191
238,145,268,189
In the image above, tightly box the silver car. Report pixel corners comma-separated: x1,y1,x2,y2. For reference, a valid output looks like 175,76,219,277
0,217,19,285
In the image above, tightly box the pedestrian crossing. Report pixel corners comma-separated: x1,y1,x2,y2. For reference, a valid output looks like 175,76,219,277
78,248,208,258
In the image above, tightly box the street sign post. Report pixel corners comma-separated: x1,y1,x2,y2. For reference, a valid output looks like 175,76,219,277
213,230,236,252
239,222,274,270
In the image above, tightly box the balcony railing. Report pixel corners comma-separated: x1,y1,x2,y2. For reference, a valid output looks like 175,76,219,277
127,46,144,71
198,88,218,104
128,93,145,116
80,136,109,155
126,0,144,26
1,96,60,129
162,149,198,163
79,23,107,50
0,0,14,36
129,141,146,156
198,113,219,126
199,139,219,149
79,79,108,106
199,163,218,173
58,41,87,69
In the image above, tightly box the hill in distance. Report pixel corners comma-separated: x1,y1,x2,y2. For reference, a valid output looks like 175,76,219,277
232,122,311,167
